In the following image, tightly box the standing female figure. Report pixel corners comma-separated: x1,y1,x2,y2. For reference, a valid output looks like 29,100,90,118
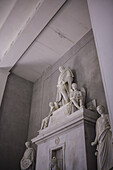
91,105,113,170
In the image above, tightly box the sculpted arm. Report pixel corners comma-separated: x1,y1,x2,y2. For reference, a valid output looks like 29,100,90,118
107,115,113,143
67,69,74,91
91,120,99,146
107,114,111,127
67,76,73,91
72,99,80,110
79,91,84,107
31,149,34,162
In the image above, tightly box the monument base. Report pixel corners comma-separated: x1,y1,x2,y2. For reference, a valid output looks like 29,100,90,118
32,107,97,170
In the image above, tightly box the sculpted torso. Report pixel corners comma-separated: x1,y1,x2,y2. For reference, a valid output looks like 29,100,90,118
23,148,34,159
20,142,34,170
97,114,110,137
56,66,73,104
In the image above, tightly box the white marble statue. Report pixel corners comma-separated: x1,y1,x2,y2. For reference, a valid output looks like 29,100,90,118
50,157,60,170
70,83,86,110
40,102,58,130
20,141,35,170
91,105,113,170
56,66,74,105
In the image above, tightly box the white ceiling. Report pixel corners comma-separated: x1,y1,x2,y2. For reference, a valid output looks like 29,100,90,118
0,0,40,60
0,0,91,82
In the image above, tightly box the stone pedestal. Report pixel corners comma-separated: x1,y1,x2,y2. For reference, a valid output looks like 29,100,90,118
32,106,97,170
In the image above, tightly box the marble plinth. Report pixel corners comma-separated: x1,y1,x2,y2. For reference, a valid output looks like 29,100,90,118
32,107,97,170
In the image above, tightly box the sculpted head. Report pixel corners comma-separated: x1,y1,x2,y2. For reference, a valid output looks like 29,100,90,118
72,83,77,90
25,141,31,148
97,105,105,115
51,157,57,164
59,66,65,72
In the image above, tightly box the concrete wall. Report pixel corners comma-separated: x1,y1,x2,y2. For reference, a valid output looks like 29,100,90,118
0,73,33,170
87,0,113,132
0,68,9,106
28,30,107,140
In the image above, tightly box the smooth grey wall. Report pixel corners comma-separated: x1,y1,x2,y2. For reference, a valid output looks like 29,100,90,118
28,30,107,140
0,73,33,170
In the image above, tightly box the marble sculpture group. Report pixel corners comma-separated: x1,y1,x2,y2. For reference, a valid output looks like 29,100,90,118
20,66,113,170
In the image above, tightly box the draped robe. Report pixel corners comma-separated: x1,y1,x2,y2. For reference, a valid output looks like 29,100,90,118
95,114,113,170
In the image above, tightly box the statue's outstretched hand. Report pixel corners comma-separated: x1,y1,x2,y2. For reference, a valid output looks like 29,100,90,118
91,141,96,146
